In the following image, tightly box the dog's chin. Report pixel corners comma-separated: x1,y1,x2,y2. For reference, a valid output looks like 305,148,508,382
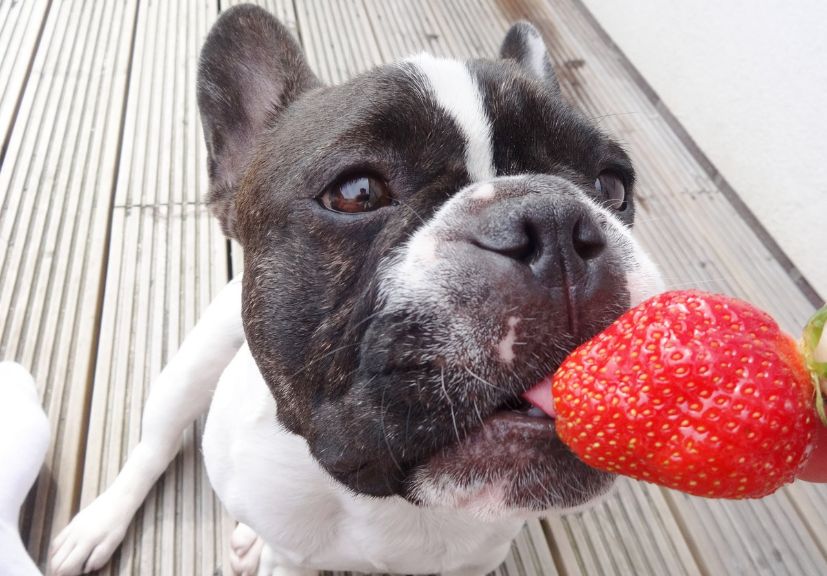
404,401,615,520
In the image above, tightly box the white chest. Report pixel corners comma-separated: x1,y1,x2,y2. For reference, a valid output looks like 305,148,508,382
202,345,523,574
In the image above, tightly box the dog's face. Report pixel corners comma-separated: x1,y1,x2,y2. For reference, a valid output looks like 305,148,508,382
198,6,662,517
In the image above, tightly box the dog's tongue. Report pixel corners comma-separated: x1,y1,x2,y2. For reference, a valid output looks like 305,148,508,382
521,377,556,418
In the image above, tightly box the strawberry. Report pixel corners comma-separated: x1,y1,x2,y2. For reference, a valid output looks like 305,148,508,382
549,290,827,499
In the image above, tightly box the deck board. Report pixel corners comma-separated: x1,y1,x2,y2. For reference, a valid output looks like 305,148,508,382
0,0,138,564
76,0,232,574
1,0,825,574
0,0,50,165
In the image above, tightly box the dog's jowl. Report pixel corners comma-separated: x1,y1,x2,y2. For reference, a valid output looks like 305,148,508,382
52,5,662,576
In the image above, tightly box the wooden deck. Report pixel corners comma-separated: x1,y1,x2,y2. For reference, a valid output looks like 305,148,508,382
1,0,824,574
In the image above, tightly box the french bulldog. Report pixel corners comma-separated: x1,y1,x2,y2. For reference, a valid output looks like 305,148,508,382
50,4,662,575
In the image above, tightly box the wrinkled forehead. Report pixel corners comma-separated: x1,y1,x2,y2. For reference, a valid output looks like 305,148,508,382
280,54,606,186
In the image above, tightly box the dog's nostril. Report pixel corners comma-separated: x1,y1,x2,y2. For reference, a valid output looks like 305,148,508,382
572,216,606,261
472,221,538,264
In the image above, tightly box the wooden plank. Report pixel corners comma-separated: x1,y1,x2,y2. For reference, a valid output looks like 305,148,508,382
0,0,138,566
786,482,827,558
516,519,562,576
0,0,50,164
543,482,700,576
75,0,233,575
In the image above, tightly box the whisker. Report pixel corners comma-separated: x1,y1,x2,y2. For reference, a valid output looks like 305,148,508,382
440,367,461,444
288,342,360,380
380,379,404,474
463,366,510,394
289,309,389,381
342,308,385,336
588,110,646,122
394,198,428,224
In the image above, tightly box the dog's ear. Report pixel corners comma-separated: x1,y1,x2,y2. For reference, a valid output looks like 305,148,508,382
197,5,320,238
500,22,561,97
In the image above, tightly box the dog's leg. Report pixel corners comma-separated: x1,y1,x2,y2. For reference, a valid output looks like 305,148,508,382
50,277,245,576
0,362,50,576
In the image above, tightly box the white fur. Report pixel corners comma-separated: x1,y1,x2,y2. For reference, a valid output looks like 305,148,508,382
497,316,521,363
406,54,495,182
0,362,49,576
471,182,496,200
407,232,439,265
47,184,663,576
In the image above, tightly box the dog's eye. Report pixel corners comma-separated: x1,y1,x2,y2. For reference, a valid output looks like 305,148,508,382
319,176,394,214
595,171,627,211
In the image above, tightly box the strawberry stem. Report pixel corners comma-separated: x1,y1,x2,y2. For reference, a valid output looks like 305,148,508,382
803,304,827,427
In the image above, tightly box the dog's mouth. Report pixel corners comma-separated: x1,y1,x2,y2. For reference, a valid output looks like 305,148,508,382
406,366,614,516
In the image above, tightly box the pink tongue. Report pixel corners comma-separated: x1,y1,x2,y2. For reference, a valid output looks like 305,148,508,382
521,377,556,418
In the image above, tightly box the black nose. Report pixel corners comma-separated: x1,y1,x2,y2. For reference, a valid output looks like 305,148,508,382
471,195,607,281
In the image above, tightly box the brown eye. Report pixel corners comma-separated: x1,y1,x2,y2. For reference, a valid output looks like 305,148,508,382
319,176,393,214
595,171,627,211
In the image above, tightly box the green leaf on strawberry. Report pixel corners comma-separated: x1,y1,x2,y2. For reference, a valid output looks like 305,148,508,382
802,304,827,425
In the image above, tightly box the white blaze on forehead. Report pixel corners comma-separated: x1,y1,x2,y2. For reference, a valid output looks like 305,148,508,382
406,53,495,182
498,316,521,363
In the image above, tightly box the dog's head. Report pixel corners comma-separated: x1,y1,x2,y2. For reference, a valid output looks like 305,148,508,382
197,5,662,518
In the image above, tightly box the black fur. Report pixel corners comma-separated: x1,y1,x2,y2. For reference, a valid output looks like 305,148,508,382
197,4,321,238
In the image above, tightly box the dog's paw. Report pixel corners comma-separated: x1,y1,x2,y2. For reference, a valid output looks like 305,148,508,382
230,524,318,576
50,494,131,576
230,523,265,576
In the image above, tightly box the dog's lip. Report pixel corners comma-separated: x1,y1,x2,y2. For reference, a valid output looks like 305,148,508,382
490,408,556,431
416,397,570,485
426,404,559,460
418,359,568,476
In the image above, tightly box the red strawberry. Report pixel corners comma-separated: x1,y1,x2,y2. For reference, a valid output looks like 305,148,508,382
548,290,827,499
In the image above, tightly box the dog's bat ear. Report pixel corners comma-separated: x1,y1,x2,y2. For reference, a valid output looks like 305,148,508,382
197,4,320,239
500,21,561,97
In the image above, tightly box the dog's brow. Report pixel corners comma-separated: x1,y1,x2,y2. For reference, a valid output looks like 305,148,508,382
405,54,496,182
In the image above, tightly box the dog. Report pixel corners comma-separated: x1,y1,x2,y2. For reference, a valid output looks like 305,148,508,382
49,4,662,575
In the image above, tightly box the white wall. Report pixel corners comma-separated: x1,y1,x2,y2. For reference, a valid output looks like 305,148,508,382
581,0,827,299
